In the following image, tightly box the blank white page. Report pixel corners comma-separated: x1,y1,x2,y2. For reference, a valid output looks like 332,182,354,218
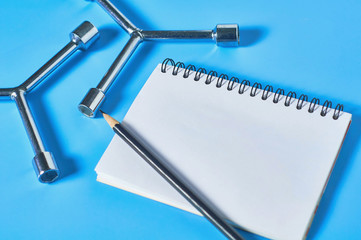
96,63,351,240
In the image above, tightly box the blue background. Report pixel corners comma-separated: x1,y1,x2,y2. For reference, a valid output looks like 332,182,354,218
0,0,360,239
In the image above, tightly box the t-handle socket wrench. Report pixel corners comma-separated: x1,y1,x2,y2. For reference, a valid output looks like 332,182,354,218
0,21,99,183
78,0,240,117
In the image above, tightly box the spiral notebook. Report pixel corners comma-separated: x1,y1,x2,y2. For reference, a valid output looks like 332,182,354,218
95,59,352,240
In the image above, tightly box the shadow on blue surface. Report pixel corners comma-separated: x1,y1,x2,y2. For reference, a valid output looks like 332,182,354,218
239,26,268,47
29,94,79,182
91,25,121,52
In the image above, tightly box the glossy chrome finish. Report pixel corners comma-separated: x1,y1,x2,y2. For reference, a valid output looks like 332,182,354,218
140,30,214,40
97,34,142,92
20,42,78,93
88,0,138,34
79,33,142,117
0,21,99,183
79,0,240,117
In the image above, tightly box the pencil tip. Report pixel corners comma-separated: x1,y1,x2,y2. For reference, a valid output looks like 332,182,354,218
101,111,119,128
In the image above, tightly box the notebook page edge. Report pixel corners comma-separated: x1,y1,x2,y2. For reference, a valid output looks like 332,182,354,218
303,117,352,239
97,62,353,240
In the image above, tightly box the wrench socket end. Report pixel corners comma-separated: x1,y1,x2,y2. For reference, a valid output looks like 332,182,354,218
78,88,105,117
70,21,100,50
215,24,240,47
32,152,59,183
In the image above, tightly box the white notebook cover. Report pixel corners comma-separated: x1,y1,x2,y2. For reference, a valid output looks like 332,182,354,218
96,63,351,240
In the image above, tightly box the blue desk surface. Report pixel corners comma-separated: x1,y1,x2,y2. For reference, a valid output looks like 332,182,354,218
1,0,360,239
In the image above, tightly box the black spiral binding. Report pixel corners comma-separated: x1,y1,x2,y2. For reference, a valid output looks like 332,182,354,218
161,58,344,120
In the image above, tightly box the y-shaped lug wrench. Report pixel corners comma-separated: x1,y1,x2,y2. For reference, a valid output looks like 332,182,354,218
0,21,99,183
78,0,240,117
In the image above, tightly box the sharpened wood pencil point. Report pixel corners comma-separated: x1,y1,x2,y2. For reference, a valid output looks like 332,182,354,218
101,111,120,129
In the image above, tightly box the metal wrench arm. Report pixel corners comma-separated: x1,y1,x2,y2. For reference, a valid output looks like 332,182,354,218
97,34,142,92
0,21,99,183
12,90,59,183
13,90,46,154
79,33,142,117
141,30,214,41
20,42,78,92
79,2,239,117
94,0,138,34
0,88,15,98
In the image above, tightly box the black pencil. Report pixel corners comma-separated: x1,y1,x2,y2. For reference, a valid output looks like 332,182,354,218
100,110,244,240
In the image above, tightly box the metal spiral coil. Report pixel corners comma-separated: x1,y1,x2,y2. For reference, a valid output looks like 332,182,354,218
239,80,250,94
262,85,273,100
297,94,308,110
273,88,284,103
285,91,296,107
206,71,217,85
228,77,239,91
161,58,344,120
